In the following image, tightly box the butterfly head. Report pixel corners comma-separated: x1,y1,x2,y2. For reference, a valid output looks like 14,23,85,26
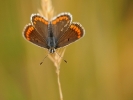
48,47,55,53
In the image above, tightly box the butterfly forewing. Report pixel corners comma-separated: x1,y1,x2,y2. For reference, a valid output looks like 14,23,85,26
31,14,49,40
23,24,48,48
56,22,85,48
51,13,72,40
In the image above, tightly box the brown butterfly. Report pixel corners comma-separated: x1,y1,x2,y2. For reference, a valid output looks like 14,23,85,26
23,12,85,53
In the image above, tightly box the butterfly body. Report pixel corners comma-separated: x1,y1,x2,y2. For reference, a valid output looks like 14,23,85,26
47,22,56,53
23,13,85,53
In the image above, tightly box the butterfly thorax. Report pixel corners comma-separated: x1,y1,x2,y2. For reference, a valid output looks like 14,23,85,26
47,37,56,53
47,22,56,53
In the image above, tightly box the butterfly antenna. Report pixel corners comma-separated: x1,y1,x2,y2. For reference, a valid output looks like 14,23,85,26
55,52,67,63
40,54,49,65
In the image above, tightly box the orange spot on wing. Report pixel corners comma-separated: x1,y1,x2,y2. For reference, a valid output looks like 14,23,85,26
70,25,74,29
75,27,81,38
52,18,59,24
75,27,78,32
34,16,48,25
34,22,36,24
25,26,34,40
56,18,60,22
52,15,70,25
70,25,82,39
52,21,56,24
77,35,81,38
59,16,63,20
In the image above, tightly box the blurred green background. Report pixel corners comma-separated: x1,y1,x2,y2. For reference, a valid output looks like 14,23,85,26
0,0,133,100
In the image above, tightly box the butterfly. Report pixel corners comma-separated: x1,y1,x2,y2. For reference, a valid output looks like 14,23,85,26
23,12,85,53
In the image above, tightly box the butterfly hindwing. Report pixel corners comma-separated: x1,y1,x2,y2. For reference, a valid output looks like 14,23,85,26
23,24,48,48
56,22,85,48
